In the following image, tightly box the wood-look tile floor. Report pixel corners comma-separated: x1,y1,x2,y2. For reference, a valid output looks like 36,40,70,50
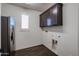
15,45,57,56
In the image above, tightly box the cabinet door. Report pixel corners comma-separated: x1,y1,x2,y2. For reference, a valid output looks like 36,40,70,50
43,32,54,50
51,33,64,55
50,3,63,26
40,10,50,27
56,33,65,55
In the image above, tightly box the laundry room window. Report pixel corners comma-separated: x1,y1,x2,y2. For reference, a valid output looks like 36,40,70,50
21,14,29,30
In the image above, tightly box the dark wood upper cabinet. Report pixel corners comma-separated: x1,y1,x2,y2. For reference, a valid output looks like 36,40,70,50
40,3,63,27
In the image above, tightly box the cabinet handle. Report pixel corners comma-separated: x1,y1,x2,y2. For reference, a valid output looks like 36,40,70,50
52,39,58,44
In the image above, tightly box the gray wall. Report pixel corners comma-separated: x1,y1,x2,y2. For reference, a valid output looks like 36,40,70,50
1,3,43,50
78,4,79,56
0,3,1,49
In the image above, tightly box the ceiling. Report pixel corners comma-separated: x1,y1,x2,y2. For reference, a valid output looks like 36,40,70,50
10,3,55,12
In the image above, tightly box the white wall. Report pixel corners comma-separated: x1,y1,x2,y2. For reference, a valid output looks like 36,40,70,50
1,3,43,50
42,3,79,56
62,3,79,56
42,26,63,33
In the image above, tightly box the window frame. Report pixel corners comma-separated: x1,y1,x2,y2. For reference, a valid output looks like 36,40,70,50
21,14,29,30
